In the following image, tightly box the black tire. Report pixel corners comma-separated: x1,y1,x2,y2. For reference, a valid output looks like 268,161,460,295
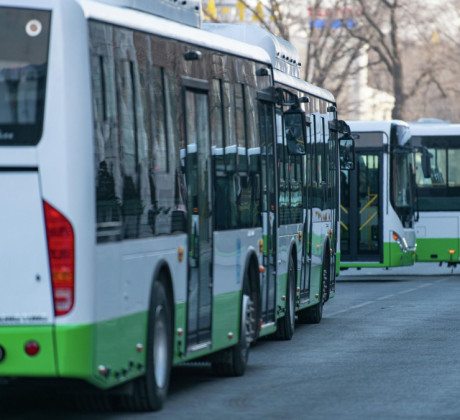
297,255,330,324
276,254,295,340
74,392,113,412
212,273,255,377
119,280,173,411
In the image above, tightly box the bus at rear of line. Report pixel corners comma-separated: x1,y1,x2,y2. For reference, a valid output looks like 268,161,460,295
340,120,418,271
410,120,460,266
0,0,353,411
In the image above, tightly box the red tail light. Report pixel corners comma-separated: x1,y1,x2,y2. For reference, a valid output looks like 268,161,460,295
43,201,75,316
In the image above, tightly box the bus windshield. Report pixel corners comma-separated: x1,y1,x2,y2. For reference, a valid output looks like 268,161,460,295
0,7,50,145
391,149,416,227
412,135,460,211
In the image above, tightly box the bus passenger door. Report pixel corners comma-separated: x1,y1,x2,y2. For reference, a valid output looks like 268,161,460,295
341,150,382,262
300,122,313,301
258,98,277,325
184,86,213,350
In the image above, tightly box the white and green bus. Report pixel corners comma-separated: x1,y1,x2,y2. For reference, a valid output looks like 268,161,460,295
0,0,352,411
340,121,417,270
410,120,460,266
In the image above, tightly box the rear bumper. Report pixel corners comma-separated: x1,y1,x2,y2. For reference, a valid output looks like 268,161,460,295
0,325,58,376
0,324,93,380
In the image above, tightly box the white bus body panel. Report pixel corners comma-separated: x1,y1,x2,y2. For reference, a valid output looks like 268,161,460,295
0,172,54,325
0,0,97,324
213,229,263,295
415,213,459,240
95,236,188,322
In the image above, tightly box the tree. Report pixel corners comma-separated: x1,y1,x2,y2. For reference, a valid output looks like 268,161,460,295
235,0,367,108
342,0,447,120
302,0,365,101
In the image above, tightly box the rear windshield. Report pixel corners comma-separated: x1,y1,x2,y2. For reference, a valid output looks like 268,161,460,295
0,7,50,145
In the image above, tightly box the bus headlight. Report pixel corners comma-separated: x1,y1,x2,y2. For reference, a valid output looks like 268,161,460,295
392,231,407,253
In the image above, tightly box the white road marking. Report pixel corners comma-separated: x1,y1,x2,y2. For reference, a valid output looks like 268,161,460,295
327,278,448,317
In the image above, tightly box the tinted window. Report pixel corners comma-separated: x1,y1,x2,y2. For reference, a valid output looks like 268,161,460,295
0,7,50,145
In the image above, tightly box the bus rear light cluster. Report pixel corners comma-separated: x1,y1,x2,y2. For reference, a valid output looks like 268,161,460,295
43,201,75,316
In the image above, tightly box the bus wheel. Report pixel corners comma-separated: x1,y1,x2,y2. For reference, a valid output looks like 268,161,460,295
276,254,295,340
212,274,255,377
74,392,113,412
119,280,172,411
298,258,329,324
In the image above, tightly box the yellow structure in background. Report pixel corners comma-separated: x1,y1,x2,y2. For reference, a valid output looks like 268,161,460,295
253,1,264,21
203,0,265,22
204,0,216,20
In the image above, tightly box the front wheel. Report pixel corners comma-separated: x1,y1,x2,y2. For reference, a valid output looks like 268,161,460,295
119,280,173,411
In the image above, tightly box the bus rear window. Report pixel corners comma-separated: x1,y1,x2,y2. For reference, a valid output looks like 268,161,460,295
0,7,50,145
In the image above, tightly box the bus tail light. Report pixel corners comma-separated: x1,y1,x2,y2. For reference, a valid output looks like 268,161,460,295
25,341,40,356
43,201,75,316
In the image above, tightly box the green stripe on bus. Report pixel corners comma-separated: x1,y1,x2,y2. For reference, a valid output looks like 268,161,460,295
340,242,416,268
416,238,459,263
0,325,57,376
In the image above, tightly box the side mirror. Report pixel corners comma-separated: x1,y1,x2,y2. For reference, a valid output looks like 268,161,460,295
284,107,306,155
339,136,355,170
421,148,432,179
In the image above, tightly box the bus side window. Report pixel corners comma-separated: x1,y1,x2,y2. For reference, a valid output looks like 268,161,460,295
322,115,331,210
221,81,238,229
236,83,259,228
277,110,289,225
245,85,261,228
311,114,321,210
90,21,123,243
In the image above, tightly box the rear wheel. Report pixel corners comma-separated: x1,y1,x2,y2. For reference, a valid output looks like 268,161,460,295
276,254,295,340
119,280,172,411
74,392,113,412
212,273,255,376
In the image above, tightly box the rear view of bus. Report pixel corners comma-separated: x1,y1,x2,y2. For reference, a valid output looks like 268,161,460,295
410,120,460,266
0,4,59,358
340,121,417,269
0,0,98,388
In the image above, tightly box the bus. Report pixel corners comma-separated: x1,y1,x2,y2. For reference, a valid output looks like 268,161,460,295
340,121,417,270
0,0,352,411
410,120,460,266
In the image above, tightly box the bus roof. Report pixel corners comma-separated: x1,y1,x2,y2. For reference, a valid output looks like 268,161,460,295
87,0,202,28
203,23,335,103
347,120,409,134
409,122,460,136
78,0,271,65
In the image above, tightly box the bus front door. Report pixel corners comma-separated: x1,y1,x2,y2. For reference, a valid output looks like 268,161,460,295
341,150,383,262
184,87,213,351
258,99,277,325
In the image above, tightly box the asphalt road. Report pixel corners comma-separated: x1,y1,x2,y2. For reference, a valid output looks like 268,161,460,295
3,272,460,419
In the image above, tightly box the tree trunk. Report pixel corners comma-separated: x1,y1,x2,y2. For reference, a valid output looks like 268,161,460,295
391,60,406,119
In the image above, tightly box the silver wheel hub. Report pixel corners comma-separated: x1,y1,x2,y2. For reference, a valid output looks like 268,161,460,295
153,305,168,388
